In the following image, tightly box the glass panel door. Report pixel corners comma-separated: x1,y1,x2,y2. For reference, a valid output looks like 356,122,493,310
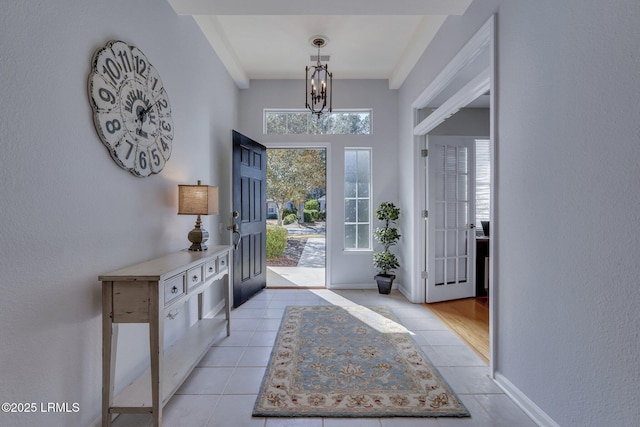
427,136,476,302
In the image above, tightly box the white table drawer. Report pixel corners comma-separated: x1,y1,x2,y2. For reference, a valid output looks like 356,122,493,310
187,265,203,290
218,253,229,273
164,273,185,306
204,259,218,279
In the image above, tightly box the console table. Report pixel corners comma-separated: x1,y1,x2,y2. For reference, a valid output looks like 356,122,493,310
99,246,232,427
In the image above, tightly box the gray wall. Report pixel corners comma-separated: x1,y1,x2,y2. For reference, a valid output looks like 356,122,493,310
0,2,238,426
430,108,490,136
237,79,400,287
399,1,640,425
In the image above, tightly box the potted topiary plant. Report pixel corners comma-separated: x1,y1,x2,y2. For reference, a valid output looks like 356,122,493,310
373,202,401,294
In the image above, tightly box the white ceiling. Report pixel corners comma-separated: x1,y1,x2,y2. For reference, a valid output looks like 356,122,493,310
166,0,474,89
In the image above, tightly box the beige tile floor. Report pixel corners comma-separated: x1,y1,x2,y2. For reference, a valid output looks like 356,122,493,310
113,289,536,427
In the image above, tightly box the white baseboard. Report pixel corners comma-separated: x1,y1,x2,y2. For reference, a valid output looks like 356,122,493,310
328,283,378,290
204,299,226,319
396,283,412,300
329,282,416,303
494,372,560,427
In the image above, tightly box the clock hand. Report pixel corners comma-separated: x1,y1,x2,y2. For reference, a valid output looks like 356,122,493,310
137,99,161,122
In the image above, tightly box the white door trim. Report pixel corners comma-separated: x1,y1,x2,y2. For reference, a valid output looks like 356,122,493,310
411,17,494,110
411,15,497,375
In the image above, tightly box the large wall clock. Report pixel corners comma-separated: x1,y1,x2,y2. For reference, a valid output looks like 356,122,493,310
88,40,173,177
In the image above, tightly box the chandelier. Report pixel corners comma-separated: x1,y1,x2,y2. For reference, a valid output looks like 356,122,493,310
305,36,333,117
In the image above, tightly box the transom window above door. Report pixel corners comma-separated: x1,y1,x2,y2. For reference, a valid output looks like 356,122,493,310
264,109,371,135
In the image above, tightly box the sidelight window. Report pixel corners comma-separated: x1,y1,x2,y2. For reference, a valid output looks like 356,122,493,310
344,148,371,250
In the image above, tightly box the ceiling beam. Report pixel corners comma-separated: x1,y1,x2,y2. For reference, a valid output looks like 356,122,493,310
168,0,472,16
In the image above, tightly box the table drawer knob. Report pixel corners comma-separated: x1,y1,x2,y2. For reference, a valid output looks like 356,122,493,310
171,286,178,294
192,275,199,282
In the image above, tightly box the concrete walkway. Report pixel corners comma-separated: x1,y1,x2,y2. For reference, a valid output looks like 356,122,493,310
267,236,326,287
297,237,325,267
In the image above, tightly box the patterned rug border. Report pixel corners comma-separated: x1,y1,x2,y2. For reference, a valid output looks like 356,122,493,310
253,305,470,418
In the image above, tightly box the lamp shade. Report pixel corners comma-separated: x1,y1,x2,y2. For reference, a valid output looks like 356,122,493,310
178,182,218,215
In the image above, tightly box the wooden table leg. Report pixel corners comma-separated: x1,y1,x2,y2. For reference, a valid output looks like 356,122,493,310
102,282,117,427
149,282,162,426
225,272,231,336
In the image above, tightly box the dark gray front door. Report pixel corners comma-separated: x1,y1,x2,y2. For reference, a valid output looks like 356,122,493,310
232,130,266,307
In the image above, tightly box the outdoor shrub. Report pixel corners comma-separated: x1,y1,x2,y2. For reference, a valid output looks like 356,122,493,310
303,209,318,223
305,199,320,211
283,207,297,216
266,225,288,258
315,211,326,221
283,213,297,225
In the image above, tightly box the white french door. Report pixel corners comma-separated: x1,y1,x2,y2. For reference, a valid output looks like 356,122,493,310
426,136,476,303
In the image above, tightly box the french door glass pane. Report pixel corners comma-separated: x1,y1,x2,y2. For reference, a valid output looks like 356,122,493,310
446,203,457,228
458,257,468,282
458,174,467,200
458,147,468,173
446,174,457,199
436,230,445,257
458,202,468,228
447,259,456,284
446,146,456,172
447,231,457,257
435,202,445,228
435,259,444,285
458,231,468,256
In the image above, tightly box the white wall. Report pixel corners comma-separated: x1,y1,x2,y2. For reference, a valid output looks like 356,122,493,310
237,79,399,287
399,1,640,425
0,2,237,426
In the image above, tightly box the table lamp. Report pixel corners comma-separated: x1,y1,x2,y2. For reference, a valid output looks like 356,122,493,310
178,180,219,251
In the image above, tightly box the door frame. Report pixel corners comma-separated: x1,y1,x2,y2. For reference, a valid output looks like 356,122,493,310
263,142,331,289
411,15,497,374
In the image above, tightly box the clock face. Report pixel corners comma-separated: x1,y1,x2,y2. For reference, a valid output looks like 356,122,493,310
88,41,173,177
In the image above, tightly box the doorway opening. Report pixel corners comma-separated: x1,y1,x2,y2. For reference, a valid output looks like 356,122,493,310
412,16,495,370
265,147,327,288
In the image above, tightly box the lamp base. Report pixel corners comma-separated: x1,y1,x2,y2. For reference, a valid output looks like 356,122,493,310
187,215,209,251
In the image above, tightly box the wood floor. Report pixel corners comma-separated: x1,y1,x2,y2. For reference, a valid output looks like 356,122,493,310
424,297,490,364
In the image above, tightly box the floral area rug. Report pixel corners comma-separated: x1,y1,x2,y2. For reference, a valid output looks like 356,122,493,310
253,305,470,418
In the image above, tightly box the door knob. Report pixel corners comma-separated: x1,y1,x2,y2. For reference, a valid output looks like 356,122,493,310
232,230,242,250
227,211,241,250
